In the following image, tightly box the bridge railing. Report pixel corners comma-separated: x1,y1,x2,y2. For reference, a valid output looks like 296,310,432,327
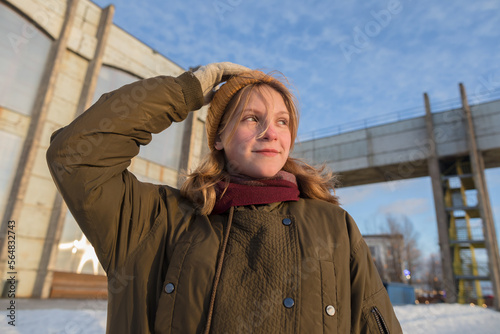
297,87,500,142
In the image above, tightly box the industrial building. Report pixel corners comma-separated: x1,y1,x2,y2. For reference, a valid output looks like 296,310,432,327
0,0,208,298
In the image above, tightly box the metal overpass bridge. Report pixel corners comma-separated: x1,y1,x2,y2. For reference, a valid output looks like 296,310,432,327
293,84,500,309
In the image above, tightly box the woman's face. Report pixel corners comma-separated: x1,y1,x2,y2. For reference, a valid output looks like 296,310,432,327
214,85,292,179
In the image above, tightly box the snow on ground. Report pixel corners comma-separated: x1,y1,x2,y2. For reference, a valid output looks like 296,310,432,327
1,299,500,333
395,303,500,334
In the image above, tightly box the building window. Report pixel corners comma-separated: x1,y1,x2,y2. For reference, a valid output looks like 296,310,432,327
0,3,52,115
91,65,140,105
139,123,184,170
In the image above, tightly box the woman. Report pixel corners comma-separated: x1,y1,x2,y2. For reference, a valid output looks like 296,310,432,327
47,62,402,333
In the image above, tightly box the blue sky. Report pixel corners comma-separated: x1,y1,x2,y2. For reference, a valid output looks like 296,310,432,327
92,0,500,262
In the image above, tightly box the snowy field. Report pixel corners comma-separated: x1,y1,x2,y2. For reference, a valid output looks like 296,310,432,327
1,299,500,333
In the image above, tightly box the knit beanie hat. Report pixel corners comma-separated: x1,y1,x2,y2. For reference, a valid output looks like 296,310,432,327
206,70,288,151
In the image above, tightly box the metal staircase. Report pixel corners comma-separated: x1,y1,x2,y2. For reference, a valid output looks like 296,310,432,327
443,159,488,305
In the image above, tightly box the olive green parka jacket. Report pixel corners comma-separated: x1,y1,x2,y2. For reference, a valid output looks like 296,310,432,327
46,72,402,333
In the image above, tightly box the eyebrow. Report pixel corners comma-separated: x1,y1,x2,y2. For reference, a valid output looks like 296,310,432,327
242,109,289,115
241,108,263,113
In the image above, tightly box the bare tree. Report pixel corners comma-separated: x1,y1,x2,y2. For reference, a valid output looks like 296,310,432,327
425,253,443,292
382,214,422,284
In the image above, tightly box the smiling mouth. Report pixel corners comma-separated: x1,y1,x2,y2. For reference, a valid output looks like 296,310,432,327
254,149,279,156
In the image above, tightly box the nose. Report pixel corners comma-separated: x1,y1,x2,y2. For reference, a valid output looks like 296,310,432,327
261,123,278,141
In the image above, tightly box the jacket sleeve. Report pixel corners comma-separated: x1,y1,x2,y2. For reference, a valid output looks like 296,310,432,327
46,72,204,273
347,214,403,334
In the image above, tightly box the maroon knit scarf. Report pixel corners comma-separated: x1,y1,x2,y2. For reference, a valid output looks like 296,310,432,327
211,171,300,215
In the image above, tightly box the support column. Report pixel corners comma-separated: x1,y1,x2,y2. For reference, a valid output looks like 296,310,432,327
460,83,500,310
31,4,115,298
423,93,457,303
75,5,115,115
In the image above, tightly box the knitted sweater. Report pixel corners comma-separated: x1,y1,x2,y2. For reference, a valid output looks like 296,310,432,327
212,209,300,333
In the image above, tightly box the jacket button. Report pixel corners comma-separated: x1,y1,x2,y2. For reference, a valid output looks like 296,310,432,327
165,283,175,294
283,297,295,308
325,305,335,316
282,218,292,226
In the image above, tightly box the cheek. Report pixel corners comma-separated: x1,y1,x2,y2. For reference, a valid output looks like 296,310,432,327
230,131,253,151
223,139,254,175
282,133,292,151
224,134,250,161
229,141,246,158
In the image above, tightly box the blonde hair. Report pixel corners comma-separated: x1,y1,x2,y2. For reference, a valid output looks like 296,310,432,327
181,72,338,215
